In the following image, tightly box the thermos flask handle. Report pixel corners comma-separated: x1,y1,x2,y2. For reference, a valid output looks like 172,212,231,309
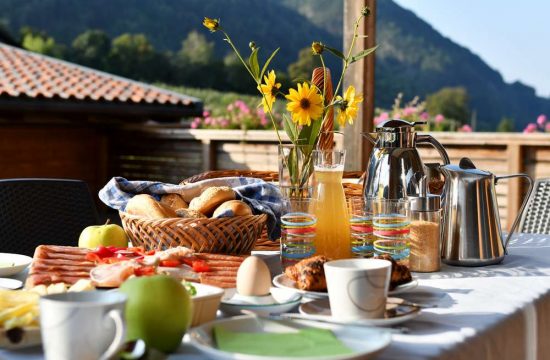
416,134,450,165
495,174,534,253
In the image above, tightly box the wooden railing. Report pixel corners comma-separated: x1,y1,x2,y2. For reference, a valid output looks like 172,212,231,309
110,126,550,228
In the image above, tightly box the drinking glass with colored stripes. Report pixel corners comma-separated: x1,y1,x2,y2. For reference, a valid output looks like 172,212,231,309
348,197,375,258
280,197,317,270
372,199,411,265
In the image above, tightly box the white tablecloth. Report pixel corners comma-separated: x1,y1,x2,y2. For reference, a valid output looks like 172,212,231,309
3,233,550,360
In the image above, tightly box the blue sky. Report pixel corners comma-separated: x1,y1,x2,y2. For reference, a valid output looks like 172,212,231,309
394,0,550,98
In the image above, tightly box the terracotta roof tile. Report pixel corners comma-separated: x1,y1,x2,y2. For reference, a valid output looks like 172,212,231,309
0,44,200,110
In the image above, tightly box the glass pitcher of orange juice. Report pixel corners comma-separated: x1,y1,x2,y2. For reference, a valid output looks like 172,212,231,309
311,149,351,259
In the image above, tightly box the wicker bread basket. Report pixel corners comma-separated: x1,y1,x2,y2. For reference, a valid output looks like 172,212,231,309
120,211,267,255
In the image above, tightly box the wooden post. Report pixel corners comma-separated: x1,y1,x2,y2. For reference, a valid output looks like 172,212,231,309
343,0,376,171
201,139,216,171
506,143,523,230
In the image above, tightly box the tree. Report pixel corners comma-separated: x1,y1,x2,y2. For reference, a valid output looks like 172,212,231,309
108,33,170,82
426,87,470,124
20,27,65,58
223,53,255,94
177,30,214,65
287,47,321,82
71,30,111,70
497,117,515,132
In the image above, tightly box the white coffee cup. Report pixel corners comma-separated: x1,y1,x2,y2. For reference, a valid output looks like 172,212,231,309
40,291,127,360
324,259,391,320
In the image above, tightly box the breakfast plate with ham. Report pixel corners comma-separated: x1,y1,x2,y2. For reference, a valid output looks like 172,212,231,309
26,245,245,290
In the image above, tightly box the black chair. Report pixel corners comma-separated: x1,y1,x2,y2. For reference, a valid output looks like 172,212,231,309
519,178,550,235
0,179,100,256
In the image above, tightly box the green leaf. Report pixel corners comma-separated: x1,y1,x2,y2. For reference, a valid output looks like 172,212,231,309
350,45,378,63
297,117,323,147
324,45,345,60
248,47,260,80
283,115,298,142
260,48,280,81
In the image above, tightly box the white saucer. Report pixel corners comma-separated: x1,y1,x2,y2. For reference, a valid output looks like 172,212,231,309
0,253,32,277
220,287,302,315
299,297,420,326
0,278,23,290
273,274,418,298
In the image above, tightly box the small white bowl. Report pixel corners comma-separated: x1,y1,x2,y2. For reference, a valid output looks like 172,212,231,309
220,287,302,315
191,283,225,327
0,253,32,277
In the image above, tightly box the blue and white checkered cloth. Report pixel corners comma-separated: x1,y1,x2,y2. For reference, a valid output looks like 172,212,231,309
99,176,283,240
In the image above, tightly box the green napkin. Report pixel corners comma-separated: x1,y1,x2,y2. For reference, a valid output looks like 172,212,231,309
214,325,353,357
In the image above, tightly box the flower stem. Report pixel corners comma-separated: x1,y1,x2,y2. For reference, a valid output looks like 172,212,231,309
222,30,283,144
333,15,364,99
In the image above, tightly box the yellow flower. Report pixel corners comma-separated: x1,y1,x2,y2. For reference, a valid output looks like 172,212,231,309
335,85,364,126
203,17,219,32
257,70,281,113
311,42,324,55
285,82,324,126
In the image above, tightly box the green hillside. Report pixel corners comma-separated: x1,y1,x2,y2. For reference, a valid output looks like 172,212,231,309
1,0,548,129
283,0,550,130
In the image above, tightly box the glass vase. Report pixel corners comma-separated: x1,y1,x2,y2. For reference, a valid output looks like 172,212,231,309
278,144,314,198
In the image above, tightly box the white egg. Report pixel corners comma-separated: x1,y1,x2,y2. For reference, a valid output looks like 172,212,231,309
236,256,271,296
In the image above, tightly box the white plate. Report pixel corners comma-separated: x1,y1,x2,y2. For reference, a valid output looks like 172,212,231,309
299,297,420,327
0,253,32,277
188,314,391,360
220,287,301,315
0,326,41,349
0,278,23,290
389,280,418,295
273,274,418,298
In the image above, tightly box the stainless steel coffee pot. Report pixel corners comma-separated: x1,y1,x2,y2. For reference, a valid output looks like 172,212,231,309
363,119,450,199
440,158,534,266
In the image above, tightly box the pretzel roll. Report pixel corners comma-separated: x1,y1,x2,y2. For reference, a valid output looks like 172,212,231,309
161,193,188,210
213,200,253,218
125,194,177,219
189,186,236,216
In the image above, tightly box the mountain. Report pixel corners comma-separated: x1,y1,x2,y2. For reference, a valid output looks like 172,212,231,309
1,0,548,129
282,0,550,130
0,0,339,72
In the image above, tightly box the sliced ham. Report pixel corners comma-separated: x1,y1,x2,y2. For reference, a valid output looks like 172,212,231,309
90,261,138,288
33,258,94,268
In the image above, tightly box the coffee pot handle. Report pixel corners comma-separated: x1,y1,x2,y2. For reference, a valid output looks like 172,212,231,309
416,134,450,165
495,174,534,253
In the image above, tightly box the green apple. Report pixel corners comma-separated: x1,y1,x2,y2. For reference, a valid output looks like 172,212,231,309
119,275,192,353
78,222,128,249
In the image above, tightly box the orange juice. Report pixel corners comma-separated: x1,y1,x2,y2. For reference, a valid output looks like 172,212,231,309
311,166,352,259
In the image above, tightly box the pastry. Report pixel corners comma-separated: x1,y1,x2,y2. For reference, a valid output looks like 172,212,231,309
212,200,253,217
188,186,236,216
160,193,188,210
375,254,412,290
284,255,329,291
125,194,177,219
175,208,207,219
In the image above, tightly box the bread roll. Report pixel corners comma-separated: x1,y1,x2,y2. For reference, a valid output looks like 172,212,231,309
176,208,207,219
125,194,177,219
189,186,236,216
213,200,253,217
161,193,188,210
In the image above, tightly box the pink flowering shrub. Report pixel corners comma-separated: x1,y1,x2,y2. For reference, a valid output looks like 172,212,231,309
523,114,548,133
374,93,465,132
191,100,281,130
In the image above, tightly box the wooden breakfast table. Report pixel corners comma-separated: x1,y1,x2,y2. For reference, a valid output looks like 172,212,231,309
2,233,550,360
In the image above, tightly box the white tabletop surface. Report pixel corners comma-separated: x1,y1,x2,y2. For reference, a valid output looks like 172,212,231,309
2,233,550,360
